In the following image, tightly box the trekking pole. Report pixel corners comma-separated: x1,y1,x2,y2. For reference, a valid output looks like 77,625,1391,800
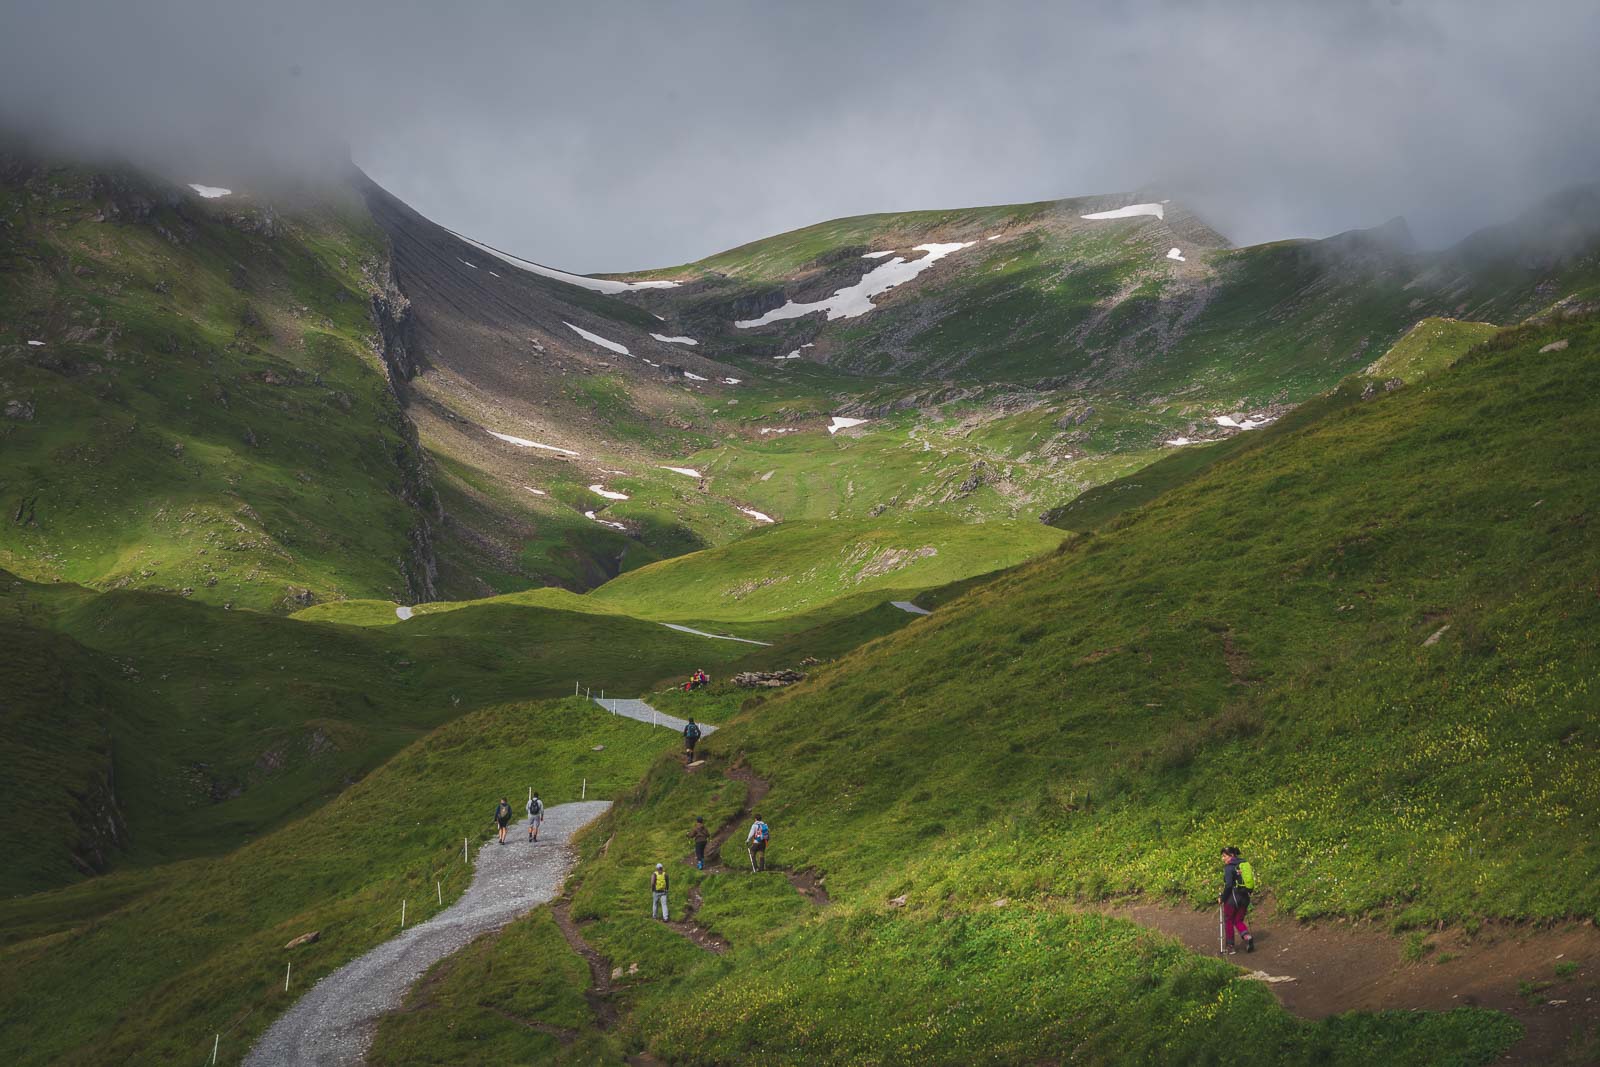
1218,904,1224,955
284,961,292,992
437,880,442,906
582,777,587,800
463,837,468,864
401,899,406,929
212,1033,219,1065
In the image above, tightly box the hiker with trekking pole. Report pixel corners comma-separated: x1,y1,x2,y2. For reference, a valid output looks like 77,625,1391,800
527,790,544,842
745,812,770,872
1219,846,1257,954
494,797,512,845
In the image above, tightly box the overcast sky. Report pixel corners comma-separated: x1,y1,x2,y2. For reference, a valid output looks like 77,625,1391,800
3,0,1597,271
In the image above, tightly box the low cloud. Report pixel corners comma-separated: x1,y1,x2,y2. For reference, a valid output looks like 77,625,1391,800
3,0,1596,269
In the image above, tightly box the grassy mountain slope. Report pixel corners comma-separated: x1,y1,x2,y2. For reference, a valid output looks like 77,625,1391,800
0,698,662,1066
0,157,438,611
1366,317,1501,383
0,565,810,897
635,190,1598,395
524,311,1600,1064
586,514,1065,622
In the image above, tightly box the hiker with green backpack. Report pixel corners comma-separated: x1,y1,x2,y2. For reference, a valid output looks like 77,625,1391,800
1219,846,1257,954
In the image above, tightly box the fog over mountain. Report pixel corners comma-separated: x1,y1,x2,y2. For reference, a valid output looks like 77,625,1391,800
3,0,1597,270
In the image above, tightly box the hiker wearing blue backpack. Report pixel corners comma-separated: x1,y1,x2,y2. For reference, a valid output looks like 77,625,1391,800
683,717,702,761
745,813,771,872
1219,846,1257,954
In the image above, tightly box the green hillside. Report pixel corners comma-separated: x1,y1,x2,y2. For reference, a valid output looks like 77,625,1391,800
1365,317,1501,382
0,158,438,611
400,311,1600,1065
0,566,811,897
587,514,1065,623
5,145,1600,1067
0,697,664,1066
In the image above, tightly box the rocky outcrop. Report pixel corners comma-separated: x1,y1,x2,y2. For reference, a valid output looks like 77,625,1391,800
733,669,807,688
369,267,420,389
70,755,129,877
364,252,440,602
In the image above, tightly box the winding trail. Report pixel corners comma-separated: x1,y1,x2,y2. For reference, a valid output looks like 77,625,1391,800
658,622,772,645
592,697,717,736
245,801,611,1067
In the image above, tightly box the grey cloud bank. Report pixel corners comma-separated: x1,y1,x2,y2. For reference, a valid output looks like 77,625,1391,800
2,0,1597,271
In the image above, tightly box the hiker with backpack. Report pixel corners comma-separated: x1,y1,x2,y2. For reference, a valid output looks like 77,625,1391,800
1219,846,1257,954
650,862,670,920
689,815,709,869
683,717,702,761
527,792,544,842
745,813,770,872
494,797,512,845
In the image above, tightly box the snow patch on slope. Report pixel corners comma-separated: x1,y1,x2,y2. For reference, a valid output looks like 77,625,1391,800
564,322,631,356
1167,247,1186,262
651,333,698,345
188,184,232,198
450,230,679,293
736,243,975,327
662,467,702,478
828,416,868,435
486,430,579,455
589,484,629,500
1081,203,1165,221
738,507,776,523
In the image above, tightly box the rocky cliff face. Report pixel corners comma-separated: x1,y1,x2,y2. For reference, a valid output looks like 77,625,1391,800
369,266,420,387
369,260,439,601
70,751,128,877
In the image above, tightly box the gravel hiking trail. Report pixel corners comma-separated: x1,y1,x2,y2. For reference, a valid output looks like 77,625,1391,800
658,622,772,645
592,696,717,736
244,801,611,1067
1096,899,1600,1064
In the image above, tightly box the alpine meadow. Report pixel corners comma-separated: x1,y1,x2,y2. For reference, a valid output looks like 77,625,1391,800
3,3,1600,1065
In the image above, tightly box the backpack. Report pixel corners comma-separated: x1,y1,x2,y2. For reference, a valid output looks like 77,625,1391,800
754,821,770,845
652,870,668,891
1237,860,1258,892
685,723,701,742
530,798,543,817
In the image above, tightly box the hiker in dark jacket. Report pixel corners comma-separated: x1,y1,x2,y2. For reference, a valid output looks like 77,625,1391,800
1220,846,1254,953
684,717,702,761
494,798,512,845
689,815,709,869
